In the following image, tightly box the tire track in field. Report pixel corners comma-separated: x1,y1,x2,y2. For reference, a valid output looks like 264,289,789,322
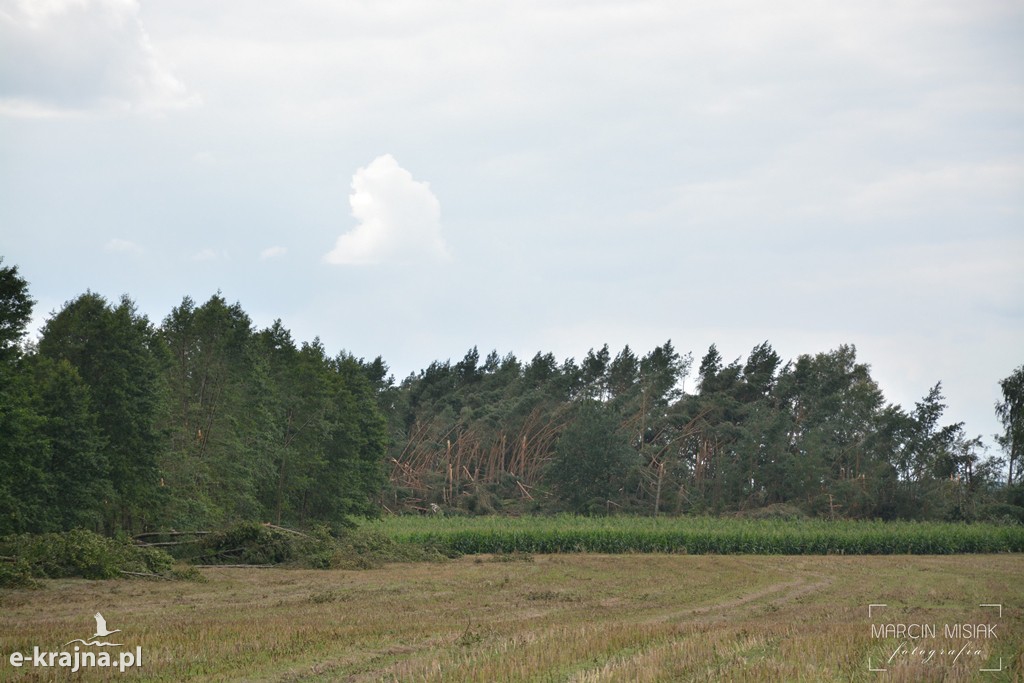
341,560,836,682
563,568,836,682
647,565,834,624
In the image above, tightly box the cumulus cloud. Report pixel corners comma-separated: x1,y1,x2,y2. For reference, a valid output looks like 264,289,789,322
324,155,449,266
0,0,197,116
260,246,287,260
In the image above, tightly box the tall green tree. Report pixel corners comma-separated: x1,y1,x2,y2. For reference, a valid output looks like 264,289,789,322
0,372,50,534
304,353,388,521
680,345,744,511
0,261,52,533
0,258,33,364
996,365,1024,487
38,293,165,531
547,400,636,513
28,356,110,530
161,295,276,526
580,344,611,400
773,346,883,512
607,345,639,400
260,333,333,525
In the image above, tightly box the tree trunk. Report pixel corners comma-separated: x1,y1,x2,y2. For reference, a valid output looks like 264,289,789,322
654,460,664,517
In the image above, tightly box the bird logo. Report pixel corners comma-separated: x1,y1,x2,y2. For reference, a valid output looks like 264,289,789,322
63,613,123,647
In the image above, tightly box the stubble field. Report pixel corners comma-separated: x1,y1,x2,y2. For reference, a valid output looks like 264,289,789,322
1,553,1021,682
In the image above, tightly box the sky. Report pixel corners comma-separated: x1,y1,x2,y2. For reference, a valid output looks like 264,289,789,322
1,0,1022,451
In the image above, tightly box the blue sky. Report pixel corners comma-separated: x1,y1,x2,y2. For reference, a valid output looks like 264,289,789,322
2,0,1022,449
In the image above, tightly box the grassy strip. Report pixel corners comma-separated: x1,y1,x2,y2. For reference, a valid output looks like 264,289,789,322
367,514,1024,555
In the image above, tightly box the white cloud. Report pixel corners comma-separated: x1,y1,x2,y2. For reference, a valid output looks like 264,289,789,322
192,151,218,165
2,0,1020,448
0,0,198,116
845,162,1024,219
192,248,222,261
260,246,287,260
325,154,449,266
104,237,143,254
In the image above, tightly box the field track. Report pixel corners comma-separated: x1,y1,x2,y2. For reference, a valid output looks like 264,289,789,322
1,554,1021,681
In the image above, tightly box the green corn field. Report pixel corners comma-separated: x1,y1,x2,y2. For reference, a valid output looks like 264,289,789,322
367,514,1024,555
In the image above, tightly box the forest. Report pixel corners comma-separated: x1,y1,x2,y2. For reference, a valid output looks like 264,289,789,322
1,257,1022,535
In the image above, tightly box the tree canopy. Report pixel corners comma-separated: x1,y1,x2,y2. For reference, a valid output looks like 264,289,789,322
0,256,1019,532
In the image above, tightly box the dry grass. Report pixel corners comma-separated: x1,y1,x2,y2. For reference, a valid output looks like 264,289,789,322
1,555,1021,682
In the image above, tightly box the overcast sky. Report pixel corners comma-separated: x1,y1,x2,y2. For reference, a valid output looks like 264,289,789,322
2,0,1022,450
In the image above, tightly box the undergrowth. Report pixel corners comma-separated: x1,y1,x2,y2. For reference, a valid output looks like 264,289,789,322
167,522,456,569
0,529,175,586
0,522,455,588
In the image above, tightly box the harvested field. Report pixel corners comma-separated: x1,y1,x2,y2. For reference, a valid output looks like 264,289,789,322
1,554,1021,681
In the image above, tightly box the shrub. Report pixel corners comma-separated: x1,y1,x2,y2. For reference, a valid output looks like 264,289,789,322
0,529,174,581
191,522,333,566
187,522,449,569
0,558,40,589
976,503,1024,525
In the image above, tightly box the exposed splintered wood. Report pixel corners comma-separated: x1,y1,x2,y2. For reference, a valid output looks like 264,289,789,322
134,540,193,547
262,523,310,538
389,406,568,510
134,531,213,540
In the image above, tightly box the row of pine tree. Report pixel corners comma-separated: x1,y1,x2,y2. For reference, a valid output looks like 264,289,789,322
1,260,386,535
1,257,1021,534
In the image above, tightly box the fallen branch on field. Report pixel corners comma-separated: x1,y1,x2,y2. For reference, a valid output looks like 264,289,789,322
134,531,212,540
119,570,173,580
135,540,192,547
262,523,310,538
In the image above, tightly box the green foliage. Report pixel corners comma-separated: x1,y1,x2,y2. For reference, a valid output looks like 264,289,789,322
159,301,387,530
997,364,1024,486
37,293,165,531
381,340,1010,520
0,558,40,589
2,275,385,536
181,522,447,569
331,525,454,568
0,529,173,580
188,523,327,566
0,258,33,363
27,356,110,530
0,261,49,536
0,256,1014,530
735,504,807,521
976,502,1024,525
0,372,51,535
160,296,279,528
371,514,1024,555
547,401,636,513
